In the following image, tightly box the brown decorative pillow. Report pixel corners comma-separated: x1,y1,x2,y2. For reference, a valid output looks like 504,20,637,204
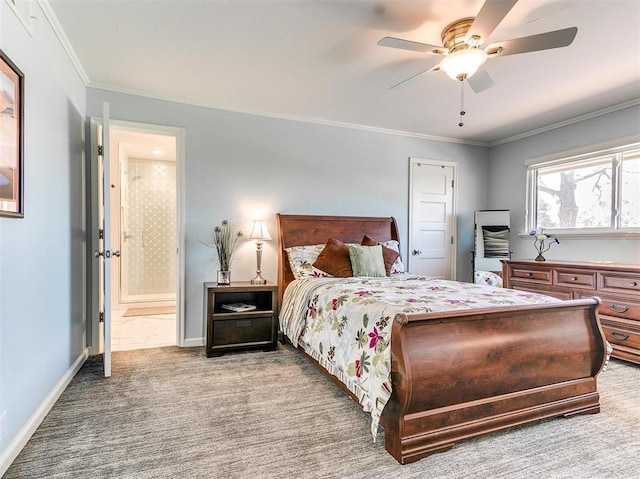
361,235,400,276
313,237,353,277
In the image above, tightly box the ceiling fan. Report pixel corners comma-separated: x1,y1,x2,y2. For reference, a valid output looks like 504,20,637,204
378,0,578,93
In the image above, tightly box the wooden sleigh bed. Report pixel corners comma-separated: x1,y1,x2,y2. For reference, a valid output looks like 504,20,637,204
276,214,608,464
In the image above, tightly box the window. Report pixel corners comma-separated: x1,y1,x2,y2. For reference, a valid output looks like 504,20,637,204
527,143,640,234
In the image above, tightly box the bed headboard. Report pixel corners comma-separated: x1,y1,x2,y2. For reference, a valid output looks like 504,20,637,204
276,214,400,308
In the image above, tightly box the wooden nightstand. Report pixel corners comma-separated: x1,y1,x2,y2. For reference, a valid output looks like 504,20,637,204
204,281,278,357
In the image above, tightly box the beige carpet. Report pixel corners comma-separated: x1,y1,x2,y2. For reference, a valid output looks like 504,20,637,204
122,306,176,317
5,346,640,478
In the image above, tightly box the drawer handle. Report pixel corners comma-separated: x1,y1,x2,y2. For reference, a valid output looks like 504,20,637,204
609,304,629,313
236,320,252,327
526,272,532,277
611,331,629,341
631,281,638,287
570,276,578,281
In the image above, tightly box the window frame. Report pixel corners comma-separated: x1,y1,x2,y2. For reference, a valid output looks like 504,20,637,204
525,141,640,238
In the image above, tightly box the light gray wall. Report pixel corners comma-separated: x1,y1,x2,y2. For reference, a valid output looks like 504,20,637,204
86,88,489,342
0,0,87,464
488,104,640,263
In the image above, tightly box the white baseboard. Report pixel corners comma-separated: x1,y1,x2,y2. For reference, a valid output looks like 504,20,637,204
0,348,89,477
183,337,204,347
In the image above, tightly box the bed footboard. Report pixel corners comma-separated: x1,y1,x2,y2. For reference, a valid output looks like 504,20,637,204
380,298,606,464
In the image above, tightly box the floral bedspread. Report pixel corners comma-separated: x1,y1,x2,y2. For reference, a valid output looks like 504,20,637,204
279,274,559,439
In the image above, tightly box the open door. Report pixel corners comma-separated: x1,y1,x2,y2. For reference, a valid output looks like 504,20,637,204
95,102,117,377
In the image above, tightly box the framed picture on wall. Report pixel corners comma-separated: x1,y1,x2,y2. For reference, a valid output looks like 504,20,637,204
0,49,24,218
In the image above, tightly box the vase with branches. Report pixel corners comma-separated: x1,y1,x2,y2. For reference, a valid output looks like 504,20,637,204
206,220,243,284
530,227,560,261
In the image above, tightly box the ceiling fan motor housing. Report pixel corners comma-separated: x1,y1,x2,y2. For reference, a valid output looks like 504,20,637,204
441,18,475,52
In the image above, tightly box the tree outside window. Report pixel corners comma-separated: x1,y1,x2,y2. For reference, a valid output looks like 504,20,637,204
528,145,640,232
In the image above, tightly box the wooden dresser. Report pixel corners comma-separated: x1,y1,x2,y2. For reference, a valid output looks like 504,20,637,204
502,259,640,364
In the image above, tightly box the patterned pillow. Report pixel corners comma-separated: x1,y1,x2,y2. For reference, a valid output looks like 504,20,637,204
347,244,386,277
474,270,503,288
380,240,405,274
285,244,332,279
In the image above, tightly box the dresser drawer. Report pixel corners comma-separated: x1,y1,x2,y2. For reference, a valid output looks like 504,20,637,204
601,320,640,351
510,282,573,300
599,272,640,295
554,269,597,289
597,294,640,321
510,266,552,284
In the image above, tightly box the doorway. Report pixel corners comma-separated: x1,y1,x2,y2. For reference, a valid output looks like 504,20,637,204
408,158,457,280
108,126,178,351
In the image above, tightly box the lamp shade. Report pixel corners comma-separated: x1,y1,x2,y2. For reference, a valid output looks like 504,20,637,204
249,220,272,241
439,48,488,81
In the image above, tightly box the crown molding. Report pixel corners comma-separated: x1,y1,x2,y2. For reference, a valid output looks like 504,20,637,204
86,80,490,147
490,98,640,147
37,0,89,85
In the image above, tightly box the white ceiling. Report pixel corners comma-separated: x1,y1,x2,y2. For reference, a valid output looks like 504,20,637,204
47,0,640,145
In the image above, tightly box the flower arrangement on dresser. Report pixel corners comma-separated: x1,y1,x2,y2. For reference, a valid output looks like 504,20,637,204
529,227,559,261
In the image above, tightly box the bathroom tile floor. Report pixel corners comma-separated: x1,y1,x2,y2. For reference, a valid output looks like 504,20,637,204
111,309,176,351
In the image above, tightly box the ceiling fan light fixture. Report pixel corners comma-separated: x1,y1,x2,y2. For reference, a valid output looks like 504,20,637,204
439,48,488,81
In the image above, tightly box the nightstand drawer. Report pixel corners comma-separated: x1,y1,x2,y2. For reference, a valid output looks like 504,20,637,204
211,315,275,347
554,270,596,289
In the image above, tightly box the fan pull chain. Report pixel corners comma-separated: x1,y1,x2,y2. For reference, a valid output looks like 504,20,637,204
458,80,466,127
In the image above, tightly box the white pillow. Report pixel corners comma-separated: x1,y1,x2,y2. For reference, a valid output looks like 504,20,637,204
285,244,332,279
381,240,405,274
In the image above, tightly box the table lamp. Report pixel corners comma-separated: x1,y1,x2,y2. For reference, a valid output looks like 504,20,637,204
249,220,271,284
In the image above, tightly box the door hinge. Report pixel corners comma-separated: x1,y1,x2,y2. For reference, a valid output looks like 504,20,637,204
451,180,454,188
99,311,104,323
98,145,103,156
451,236,454,245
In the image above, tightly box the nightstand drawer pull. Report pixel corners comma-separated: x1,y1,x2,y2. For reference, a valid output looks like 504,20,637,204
526,272,532,276
570,276,578,281
236,320,252,327
611,331,629,341
631,281,638,287
610,304,629,313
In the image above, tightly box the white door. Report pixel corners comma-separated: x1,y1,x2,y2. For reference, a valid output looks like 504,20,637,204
408,160,456,279
96,102,114,377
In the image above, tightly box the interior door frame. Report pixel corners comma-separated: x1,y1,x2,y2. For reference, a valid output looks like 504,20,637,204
87,118,186,353
408,157,458,280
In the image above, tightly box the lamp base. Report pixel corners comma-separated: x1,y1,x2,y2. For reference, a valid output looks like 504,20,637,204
251,273,267,285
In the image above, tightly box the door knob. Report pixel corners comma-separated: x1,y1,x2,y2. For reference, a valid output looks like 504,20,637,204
412,249,422,256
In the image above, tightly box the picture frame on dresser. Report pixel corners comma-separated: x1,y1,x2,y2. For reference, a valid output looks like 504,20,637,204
502,259,640,364
0,49,24,218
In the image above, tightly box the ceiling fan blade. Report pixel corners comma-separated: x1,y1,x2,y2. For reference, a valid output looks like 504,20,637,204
468,67,495,93
465,0,518,45
484,26,578,57
378,36,447,54
389,59,440,90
